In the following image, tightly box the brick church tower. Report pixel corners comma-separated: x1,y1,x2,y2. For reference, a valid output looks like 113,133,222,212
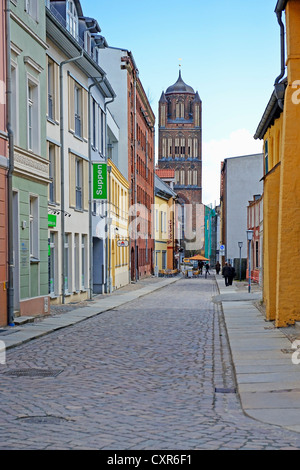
158,70,202,211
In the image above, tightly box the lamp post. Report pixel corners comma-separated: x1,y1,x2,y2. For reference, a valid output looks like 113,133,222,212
238,241,243,281
246,230,254,293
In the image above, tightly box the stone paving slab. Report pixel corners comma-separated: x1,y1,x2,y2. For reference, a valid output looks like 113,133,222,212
215,275,300,431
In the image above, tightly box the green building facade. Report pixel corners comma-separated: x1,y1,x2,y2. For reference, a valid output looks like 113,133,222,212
10,0,49,317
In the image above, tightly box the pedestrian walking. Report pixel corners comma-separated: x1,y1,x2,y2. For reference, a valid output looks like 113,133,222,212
222,262,230,286
228,264,236,286
215,261,221,275
205,263,210,278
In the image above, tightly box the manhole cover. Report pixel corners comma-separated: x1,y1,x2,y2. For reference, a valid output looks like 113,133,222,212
2,368,63,378
215,387,236,394
17,415,68,424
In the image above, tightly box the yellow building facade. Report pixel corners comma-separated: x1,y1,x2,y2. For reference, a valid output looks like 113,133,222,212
107,159,130,291
255,0,300,326
154,175,177,273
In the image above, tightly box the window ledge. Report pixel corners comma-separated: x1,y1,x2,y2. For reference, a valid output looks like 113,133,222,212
30,257,40,264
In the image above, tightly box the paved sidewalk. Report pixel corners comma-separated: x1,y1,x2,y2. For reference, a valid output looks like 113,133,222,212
214,274,300,433
0,275,182,350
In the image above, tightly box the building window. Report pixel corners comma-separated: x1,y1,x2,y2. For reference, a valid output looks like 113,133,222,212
47,59,54,120
25,0,38,21
81,235,87,289
180,170,185,185
264,140,269,174
29,196,39,261
49,144,55,203
74,84,82,137
66,0,78,38
193,138,198,158
176,101,184,119
75,157,83,210
193,170,197,186
92,98,96,149
28,84,33,150
84,30,91,55
27,78,39,154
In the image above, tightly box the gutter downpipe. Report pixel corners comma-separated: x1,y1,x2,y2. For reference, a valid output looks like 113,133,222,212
274,8,286,109
59,50,83,304
6,0,14,326
104,95,115,294
88,76,105,300
134,69,138,282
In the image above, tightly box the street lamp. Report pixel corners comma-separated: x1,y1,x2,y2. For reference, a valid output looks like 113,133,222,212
246,230,254,293
238,241,243,281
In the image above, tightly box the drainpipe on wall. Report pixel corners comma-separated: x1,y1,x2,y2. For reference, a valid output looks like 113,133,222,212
6,0,14,326
59,51,83,304
88,76,105,300
133,69,138,281
274,8,286,109
104,95,115,294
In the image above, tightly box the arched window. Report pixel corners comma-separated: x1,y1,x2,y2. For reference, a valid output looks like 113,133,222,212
176,101,184,119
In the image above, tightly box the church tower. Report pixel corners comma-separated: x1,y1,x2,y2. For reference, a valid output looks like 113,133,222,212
158,70,202,209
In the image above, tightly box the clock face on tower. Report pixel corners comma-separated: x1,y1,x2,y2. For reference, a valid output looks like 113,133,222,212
158,71,202,207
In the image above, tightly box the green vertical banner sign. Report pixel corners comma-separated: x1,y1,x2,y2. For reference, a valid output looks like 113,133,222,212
93,163,107,200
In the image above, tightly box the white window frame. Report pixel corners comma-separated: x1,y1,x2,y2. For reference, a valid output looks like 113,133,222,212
27,74,40,154
75,157,83,210
66,0,78,38
24,0,39,22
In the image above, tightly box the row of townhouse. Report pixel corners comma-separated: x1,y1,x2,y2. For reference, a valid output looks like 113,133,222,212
0,0,183,327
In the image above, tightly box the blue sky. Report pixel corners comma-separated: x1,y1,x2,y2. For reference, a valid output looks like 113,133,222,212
82,0,282,205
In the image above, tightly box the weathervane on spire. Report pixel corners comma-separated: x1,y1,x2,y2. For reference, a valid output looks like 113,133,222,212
179,58,182,69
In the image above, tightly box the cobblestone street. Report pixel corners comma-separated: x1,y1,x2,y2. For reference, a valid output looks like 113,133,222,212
1,276,300,450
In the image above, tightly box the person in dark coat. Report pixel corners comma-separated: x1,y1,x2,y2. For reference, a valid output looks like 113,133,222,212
215,261,221,275
228,263,236,286
222,262,230,286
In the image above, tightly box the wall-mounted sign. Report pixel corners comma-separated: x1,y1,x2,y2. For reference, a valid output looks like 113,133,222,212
48,214,57,227
93,163,107,200
117,240,129,247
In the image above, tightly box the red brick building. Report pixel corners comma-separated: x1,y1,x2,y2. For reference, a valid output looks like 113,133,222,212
124,54,155,281
158,71,202,253
158,71,202,211
0,0,8,325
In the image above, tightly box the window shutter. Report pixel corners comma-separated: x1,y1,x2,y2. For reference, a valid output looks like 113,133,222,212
82,88,88,141
68,75,75,133
54,62,59,122
69,152,76,207
83,159,89,211
55,145,61,204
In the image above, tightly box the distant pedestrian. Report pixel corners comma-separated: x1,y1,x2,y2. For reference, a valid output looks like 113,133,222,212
199,261,203,275
228,264,236,286
215,261,221,275
205,263,210,278
222,262,230,286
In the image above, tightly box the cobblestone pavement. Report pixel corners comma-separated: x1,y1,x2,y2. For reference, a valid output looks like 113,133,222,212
1,276,300,450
